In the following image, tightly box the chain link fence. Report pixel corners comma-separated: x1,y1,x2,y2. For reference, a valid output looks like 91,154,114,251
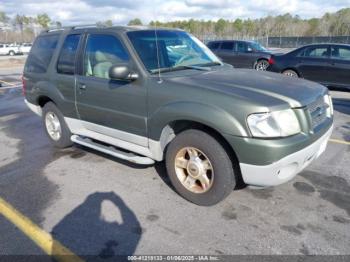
258,36,350,48
203,36,350,49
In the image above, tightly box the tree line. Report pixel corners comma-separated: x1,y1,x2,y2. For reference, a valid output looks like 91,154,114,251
0,12,60,42
0,8,349,43
144,8,350,41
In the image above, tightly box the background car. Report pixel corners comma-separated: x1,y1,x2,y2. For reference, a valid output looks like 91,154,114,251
19,43,32,54
0,43,21,56
207,40,271,70
267,43,350,90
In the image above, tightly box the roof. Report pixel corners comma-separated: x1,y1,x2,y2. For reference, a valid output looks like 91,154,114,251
207,39,258,43
300,43,350,47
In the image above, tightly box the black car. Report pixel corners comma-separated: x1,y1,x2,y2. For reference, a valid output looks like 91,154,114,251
267,44,350,90
207,40,271,70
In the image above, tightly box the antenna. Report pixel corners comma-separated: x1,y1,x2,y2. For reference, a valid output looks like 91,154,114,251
154,22,163,84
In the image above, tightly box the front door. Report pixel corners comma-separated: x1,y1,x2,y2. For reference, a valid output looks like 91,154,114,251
75,33,148,146
234,42,255,68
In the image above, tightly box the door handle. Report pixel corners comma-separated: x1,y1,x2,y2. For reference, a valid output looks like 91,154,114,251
79,84,86,90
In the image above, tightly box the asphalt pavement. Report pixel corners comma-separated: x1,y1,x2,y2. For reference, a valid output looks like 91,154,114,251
0,68,349,258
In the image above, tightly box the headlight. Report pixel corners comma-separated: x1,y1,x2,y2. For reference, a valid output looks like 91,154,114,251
247,109,301,138
324,94,333,117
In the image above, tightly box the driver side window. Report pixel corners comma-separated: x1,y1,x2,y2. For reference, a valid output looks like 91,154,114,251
83,34,129,79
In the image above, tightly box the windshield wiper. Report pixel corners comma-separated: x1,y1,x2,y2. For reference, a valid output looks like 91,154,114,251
183,65,211,71
196,62,223,67
150,65,211,74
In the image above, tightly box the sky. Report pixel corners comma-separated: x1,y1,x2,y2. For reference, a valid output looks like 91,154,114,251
0,0,349,25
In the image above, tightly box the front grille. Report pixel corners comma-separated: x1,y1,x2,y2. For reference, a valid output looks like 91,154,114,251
307,96,328,130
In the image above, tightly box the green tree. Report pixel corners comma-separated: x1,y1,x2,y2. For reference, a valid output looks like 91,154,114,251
128,18,143,26
0,11,10,24
36,13,51,29
96,20,113,27
233,18,243,34
215,18,227,36
14,15,26,41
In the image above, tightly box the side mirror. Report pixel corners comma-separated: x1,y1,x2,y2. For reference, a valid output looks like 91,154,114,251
109,64,138,81
247,47,253,53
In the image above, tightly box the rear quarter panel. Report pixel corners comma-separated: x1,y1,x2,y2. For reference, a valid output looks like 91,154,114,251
24,31,78,119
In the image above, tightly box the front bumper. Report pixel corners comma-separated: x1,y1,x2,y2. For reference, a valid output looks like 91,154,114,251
239,125,333,187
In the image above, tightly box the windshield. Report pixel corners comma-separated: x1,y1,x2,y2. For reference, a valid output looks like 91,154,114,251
250,42,267,52
127,30,221,73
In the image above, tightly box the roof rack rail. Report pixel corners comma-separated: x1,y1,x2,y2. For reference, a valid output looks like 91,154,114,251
45,24,108,33
72,24,107,29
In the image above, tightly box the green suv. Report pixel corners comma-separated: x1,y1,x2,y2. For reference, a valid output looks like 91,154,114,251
23,26,333,205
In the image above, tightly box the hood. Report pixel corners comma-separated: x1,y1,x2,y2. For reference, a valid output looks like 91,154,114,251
167,67,327,108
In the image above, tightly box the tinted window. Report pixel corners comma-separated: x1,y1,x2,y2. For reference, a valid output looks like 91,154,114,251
208,42,220,50
249,42,267,52
25,34,59,73
84,34,129,79
236,42,247,52
57,34,81,75
301,46,329,58
331,46,350,61
221,42,234,51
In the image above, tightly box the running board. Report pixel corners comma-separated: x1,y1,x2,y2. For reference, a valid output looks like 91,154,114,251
70,135,155,165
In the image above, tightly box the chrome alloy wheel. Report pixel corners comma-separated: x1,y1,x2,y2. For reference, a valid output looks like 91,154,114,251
255,60,269,71
174,147,214,194
283,70,298,77
45,112,62,141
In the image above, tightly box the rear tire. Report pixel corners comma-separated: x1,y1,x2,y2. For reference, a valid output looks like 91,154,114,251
9,51,15,56
282,69,298,78
165,129,236,206
42,102,73,148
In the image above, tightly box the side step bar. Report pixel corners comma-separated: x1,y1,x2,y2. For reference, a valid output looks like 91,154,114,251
71,135,155,165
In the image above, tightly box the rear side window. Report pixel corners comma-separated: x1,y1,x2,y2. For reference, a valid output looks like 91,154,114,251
221,42,234,51
57,34,81,75
25,34,59,73
208,42,220,50
300,46,329,58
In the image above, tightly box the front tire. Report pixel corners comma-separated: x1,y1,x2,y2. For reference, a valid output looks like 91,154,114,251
254,59,269,71
9,51,15,56
165,129,236,206
42,102,73,148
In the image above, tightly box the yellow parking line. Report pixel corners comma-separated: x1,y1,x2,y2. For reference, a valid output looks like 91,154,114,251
329,138,350,145
0,197,83,262
0,79,16,86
